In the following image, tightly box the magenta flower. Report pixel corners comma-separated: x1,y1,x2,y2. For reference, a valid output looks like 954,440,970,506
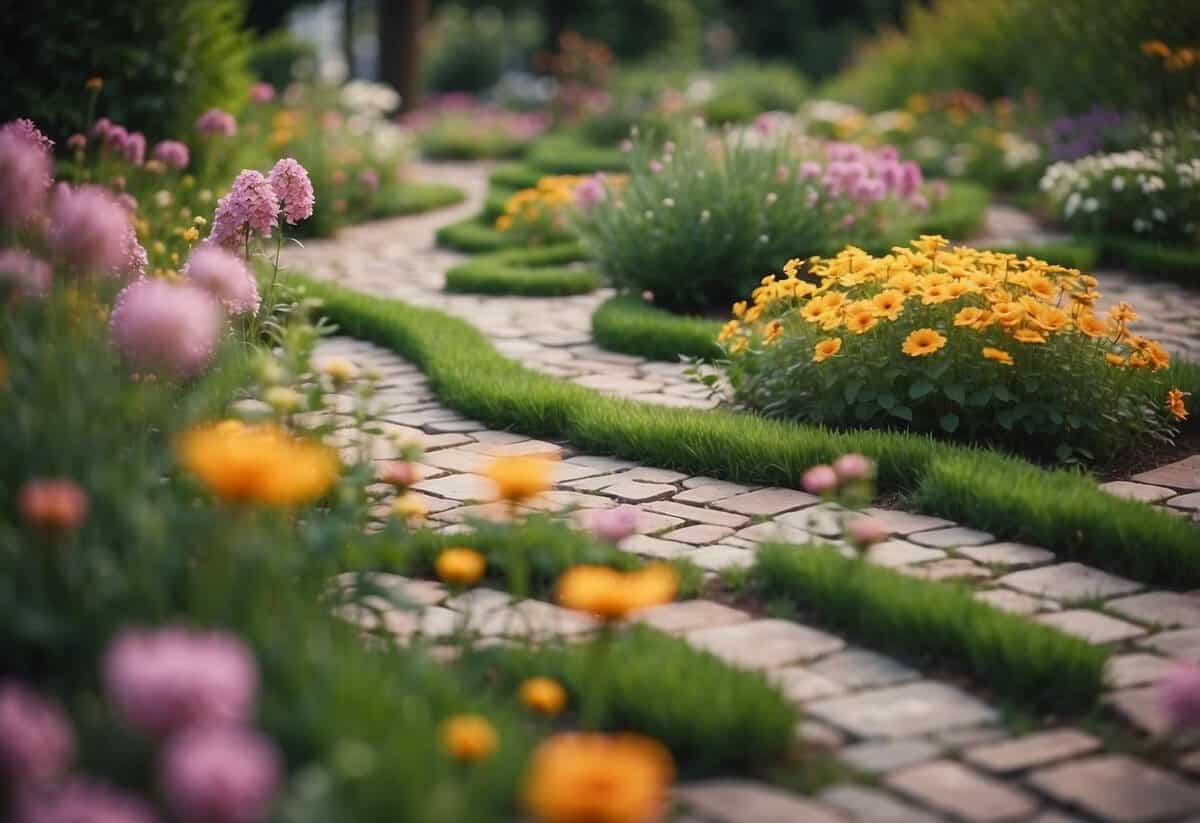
249,82,276,104
574,174,607,210
46,185,130,274
0,132,51,227
267,157,315,225
123,132,146,166
832,453,874,482
649,160,663,174
102,626,258,738
0,682,74,784
161,727,281,823
104,125,129,154
801,464,838,495
195,108,236,137
209,170,280,249
619,139,633,153
183,245,260,316
109,280,223,378
14,779,157,823
1158,661,1200,730
1,118,54,156
90,117,113,140
589,505,639,543
118,223,148,279
0,248,53,299
152,140,189,171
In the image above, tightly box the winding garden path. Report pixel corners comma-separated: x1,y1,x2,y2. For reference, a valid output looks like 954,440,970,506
290,162,1200,822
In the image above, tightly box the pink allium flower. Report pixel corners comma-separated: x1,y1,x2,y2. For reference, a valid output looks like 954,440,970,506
802,465,838,495
249,82,276,104
0,248,53,298
833,453,874,482
183,245,260,316
109,280,222,378
46,185,130,273
574,174,606,209
0,132,52,227
589,505,639,543
846,516,891,548
267,157,315,225
122,132,146,166
161,727,281,823
67,134,87,152
14,779,157,823
118,223,148,279
649,160,663,174
799,161,822,180
90,117,113,140
358,167,380,192
662,140,676,154
105,125,129,154
841,214,857,228
0,682,74,783
17,478,88,532
195,108,236,137
1,118,54,156
152,140,190,170
102,626,258,738
898,161,923,199
209,170,280,249
1158,661,1200,730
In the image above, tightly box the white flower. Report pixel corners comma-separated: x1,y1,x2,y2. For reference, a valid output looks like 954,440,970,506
699,210,711,223
1111,176,1126,192
1065,191,1082,218
662,198,675,208
765,192,778,206
154,190,173,208
644,210,654,220
1153,208,1168,222
1083,197,1099,212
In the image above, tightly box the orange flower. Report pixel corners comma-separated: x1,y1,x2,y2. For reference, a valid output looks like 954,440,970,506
1168,388,1190,421
871,289,905,320
901,328,946,357
1109,302,1138,324
763,319,784,345
436,548,486,585
813,337,842,363
556,564,678,621
1105,352,1126,367
953,307,984,327
519,677,567,716
982,347,1013,366
485,455,555,502
991,302,1025,328
1012,327,1046,344
844,308,877,334
441,715,498,762
1074,312,1110,338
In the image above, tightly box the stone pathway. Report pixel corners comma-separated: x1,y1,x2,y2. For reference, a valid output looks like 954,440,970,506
294,163,1200,821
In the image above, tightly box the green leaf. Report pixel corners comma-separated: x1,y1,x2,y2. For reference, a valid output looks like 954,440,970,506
944,384,967,405
890,405,914,421
968,387,993,407
994,386,1014,402
1055,444,1074,461
908,380,935,400
877,393,897,410
940,413,960,433
843,381,863,404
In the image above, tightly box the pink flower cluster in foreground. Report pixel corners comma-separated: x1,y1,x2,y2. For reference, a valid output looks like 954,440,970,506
267,157,315,224
182,245,260,316
209,170,280,248
109,279,223,379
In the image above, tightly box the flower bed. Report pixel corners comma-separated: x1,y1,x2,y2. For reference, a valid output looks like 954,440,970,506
400,93,550,160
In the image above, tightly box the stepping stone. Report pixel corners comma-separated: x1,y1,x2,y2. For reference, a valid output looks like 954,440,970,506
660,524,735,545
1036,610,1146,644
736,521,811,544
913,558,993,581
778,504,845,537
884,760,1038,822
1107,591,1200,628
958,542,1055,568
1133,455,1200,490
685,619,844,671
866,540,945,568
677,780,844,823
564,455,636,471
998,562,1142,601
808,649,919,689
601,479,676,502
963,729,1100,773
974,588,1057,616
644,501,749,528
807,681,996,738
631,600,750,634
1099,480,1176,503
1030,755,1200,821
768,667,845,703
413,473,493,502
840,739,941,773
1143,627,1200,660
861,508,954,535
820,784,944,823
712,487,818,516
673,480,756,503
1105,653,1174,689
688,545,755,572
1168,492,1200,511
1103,686,1171,736
908,526,996,548
621,534,693,559
470,439,563,458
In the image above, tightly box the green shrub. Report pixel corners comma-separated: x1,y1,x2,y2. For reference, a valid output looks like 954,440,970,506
248,28,317,88
592,295,722,361
1102,236,1200,282
490,163,547,190
703,62,810,123
423,5,542,94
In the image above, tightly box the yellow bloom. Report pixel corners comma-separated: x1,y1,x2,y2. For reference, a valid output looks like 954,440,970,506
763,319,784,345
556,563,678,621
1109,302,1139,324
391,492,429,522
1074,312,1110,338
522,733,674,823
717,319,741,343
485,455,555,502
1167,388,1190,421
953,307,985,327
319,357,359,383
744,305,764,323
800,299,826,323
86,76,103,92
1012,327,1047,344
519,677,567,716
436,547,486,585
731,301,747,318
813,337,842,363
844,308,877,334
182,226,200,244
991,302,1025,328
1105,352,1126,367
729,337,749,355
441,715,498,763
915,234,949,256
982,347,1013,366
178,422,339,506
1026,277,1059,301
1028,304,1069,333
872,289,905,320
901,328,947,357
886,272,919,294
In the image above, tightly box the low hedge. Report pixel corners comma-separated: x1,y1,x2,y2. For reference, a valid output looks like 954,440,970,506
445,258,600,296
435,216,513,253
525,134,628,175
1102,237,1200,285
369,181,466,221
592,295,722,361
489,163,546,190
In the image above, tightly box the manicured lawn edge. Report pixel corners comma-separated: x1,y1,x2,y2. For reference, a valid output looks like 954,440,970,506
435,216,513,253
1101,237,1200,285
753,543,1107,712
592,294,722,361
371,181,465,219
297,274,1200,588
445,258,601,296
525,134,628,174
489,163,545,190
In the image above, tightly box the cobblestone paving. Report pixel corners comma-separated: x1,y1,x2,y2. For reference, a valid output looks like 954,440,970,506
294,163,1200,821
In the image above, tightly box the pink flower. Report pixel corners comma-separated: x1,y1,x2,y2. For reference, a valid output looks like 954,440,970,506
0,248,53,298
109,280,223,378
102,626,258,738
1,118,54,156
18,478,88,532
0,682,74,783
67,134,87,152
123,132,146,166
267,157,315,224
0,132,52,226
119,222,148,279
898,161,923,199
161,727,281,823
104,125,129,154
152,140,190,170
195,108,236,137
183,245,260,316
775,165,790,182
662,141,676,154
799,161,822,180
209,170,280,249
90,117,113,140
649,160,663,174
832,453,874,482
46,185,130,274
802,465,838,495
358,167,380,192
619,139,633,153
15,780,157,823
1158,661,1200,730
846,516,890,548
249,82,276,104
573,174,606,209
589,505,639,543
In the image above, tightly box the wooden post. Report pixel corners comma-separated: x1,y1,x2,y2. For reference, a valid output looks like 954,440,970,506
377,0,427,112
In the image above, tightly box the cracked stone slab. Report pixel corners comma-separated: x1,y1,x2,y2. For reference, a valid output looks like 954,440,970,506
958,542,1055,568
631,600,751,635
1036,609,1147,644
1106,591,1200,629
677,780,845,823
808,649,919,689
962,729,1100,773
1029,755,1200,821
685,619,844,671
998,563,1142,601
711,487,819,516
884,760,1039,822
807,681,997,738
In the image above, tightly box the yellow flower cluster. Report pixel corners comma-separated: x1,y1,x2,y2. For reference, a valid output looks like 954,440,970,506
496,175,587,233
1143,40,1200,72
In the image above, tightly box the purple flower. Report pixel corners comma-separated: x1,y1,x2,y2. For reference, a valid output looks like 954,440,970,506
573,174,606,209
122,132,146,166
0,131,52,227
109,280,223,378
1158,661,1200,730
799,161,822,180
358,167,380,192
267,158,315,225
801,464,838,495
152,140,190,171
195,108,236,138
103,627,258,738
589,505,639,543
649,160,663,174
183,245,260,316
161,727,281,823
209,170,280,249
46,185,130,274
1,118,54,156
249,82,276,104
0,248,53,298
832,453,873,482
14,779,157,823
0,681,74,784
90,117,113,140
118,223,148,279
105,125,129,154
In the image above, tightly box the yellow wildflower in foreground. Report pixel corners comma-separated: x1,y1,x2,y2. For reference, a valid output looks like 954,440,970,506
391,492,429,522
519,677,567,716
485,455,556,502
436,547,486,585
441,715,498,762
1168,388,1190,421
522,732,675,823
901,328,946,357
319,357,359,383
556,564,678,621
178,421,339,506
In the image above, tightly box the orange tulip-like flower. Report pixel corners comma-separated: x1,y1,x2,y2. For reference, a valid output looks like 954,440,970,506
522,732,675,823
436,547,486,585
982,347,1013,366
1168,388,1190,421
901,328,946,357
519,677,568,716
812,337,842,363
556,564,678,621
178,421,339,506
441,714,498,762
485,455,555,502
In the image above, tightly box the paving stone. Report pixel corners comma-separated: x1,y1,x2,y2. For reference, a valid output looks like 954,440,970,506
769,666,845,703
475,599,597,639
840,739,941,773
963,729,1100,773
914,558,994,581
1143,627,1200,660
1133,455,1200,490
777,504,845,537
621,466,689,483
688,544,756,571
908,526,996,548
677,780,845,823
660,524,735,545
572,374,665,394
412,473,493,501
1099,480,1177,503
622,534,694,559
685,619,844,671
531,490,613,510
797,719,845,749
958,542,1055,568
736,521,812,544
644,500,749,528
1103,686,1171,737
711,487,818,516
885,760,1038,822
998,562,1142,600
560,473,626,492
861,508,955,535
1105,653,1174,689
673,481,757,504
631,600,750,634
932,726,1009,749
1029,755,1200,821
973,588,1057,616
1168,492,1200,511
1107,592,1200,628
430,502,523,524
564,455,636,471
866,540,945,568
820,784,944,823
1036,610,1147,644
808,649,919,689
600,479,677,502
807,681,996,738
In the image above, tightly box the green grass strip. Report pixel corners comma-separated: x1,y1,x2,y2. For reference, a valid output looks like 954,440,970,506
592,294,722,361
297,275,1200,587
525,134,628,174
489,163,546,190
435,216,513,253
445,258,600,296
753,543,1106,712
489,242,588,267
370,181,465,219
990,239,1100,271
1101,236,1200,285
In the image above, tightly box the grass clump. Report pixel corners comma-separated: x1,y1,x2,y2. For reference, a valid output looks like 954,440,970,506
490,163,547,190
592,295,722,361
526,134,628,174
436,216,514,253
445,258,600,296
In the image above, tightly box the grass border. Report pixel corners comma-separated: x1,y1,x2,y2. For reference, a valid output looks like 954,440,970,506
592,294,722,361
435,216,513,253
445,257,600,296
1102,237,1200,285
297,274,1200,588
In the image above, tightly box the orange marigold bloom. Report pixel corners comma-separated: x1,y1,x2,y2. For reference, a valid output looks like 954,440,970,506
901,328,946,357
485,455,555,502
954,307,985,327
1074,312,1110,338
813,337,842,363
844,308,877,334
436,548,486,586
441,715,498,762
982,347,1013,366
871,289,905,320
1012,327,1047,344
1109,302,1139,324
1105,352,1126,367
519,677,567,716
763,319,784,344
556,563,678,621
991,302,1025,327
1167,388,1190,421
